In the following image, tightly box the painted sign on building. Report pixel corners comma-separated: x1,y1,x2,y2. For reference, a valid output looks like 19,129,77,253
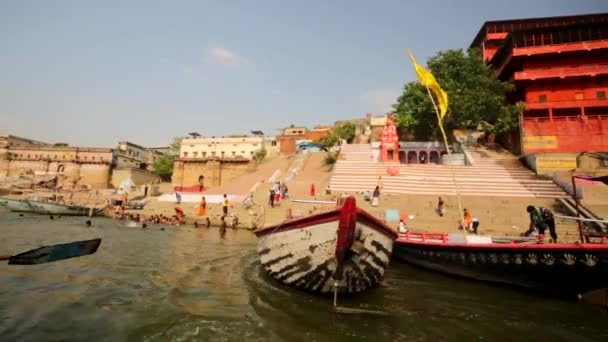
523,135,558,150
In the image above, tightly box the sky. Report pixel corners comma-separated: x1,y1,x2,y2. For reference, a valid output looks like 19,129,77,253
1,0,607,147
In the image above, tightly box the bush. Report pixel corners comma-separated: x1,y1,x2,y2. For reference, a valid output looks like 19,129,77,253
323,152,337,168
254,148,267,162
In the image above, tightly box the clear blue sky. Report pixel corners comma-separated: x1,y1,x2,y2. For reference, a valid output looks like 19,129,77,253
1,0,607,147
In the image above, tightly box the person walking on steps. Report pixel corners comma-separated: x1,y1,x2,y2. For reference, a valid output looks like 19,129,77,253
525,205,558,242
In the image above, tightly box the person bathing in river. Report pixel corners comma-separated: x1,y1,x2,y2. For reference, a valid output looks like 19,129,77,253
220,216,227,236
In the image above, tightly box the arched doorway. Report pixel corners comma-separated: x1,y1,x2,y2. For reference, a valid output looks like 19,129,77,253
429,151,440,164
407,151,418,164
419,151,428,164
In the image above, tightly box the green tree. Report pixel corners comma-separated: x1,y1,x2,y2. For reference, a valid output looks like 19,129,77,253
394,48,521,139
333,123,356,143
53,142,69,147
152,136,183,181
314,134,339,151
169,137,183,155
153,155,175,181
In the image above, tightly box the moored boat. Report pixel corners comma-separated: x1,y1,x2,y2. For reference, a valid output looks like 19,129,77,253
0,198,36,213
394,232,608,296
254,197,398,294
25,200,106,216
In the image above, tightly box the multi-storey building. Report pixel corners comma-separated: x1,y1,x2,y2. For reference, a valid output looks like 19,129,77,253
471,13,608,171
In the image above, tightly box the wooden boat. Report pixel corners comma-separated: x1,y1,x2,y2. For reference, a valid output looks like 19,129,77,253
394,232,608,296
254,197,398,294
0,198,36,213
25,200,106,216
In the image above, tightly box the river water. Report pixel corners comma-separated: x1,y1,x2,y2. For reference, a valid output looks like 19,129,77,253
1,211,607,342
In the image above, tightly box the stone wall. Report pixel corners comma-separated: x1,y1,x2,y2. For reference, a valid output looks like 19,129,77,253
3,159,111,188
172,159,256,189
111,168,160,188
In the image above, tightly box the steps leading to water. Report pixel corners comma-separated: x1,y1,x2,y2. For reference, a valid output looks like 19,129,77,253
330,144,568,198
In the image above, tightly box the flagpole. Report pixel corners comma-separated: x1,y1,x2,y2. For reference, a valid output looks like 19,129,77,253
424,85,465,225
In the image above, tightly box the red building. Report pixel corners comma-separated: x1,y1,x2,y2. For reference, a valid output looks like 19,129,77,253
471,13,608,156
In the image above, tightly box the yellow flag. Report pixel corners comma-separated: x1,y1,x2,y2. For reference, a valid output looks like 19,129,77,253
407,50,449,120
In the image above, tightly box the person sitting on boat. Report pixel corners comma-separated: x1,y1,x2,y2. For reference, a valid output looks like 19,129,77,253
398,219,408,234
525,205,558,243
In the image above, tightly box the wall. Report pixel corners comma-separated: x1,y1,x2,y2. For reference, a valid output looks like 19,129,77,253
523,115,608,153
111,168,160,188
524,153,578,175
172,159,256,189
5,159,111,188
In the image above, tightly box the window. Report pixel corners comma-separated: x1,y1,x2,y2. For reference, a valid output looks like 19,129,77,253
575,92,584,100
241,150,246,154
91,156,95,160
252,143,258,147
183,152,189,157
538,94,547,103
271,140,277,146
202,152,207,157
193,152,198,157
298,130,303,134
211,151,216,157
84,156,88,160
232,151,236,156
597,91,606,99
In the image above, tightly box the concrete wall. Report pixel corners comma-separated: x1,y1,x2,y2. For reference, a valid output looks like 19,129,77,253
4,159,111,188
111,168,160,188
524,153,578,175
172,159,256,189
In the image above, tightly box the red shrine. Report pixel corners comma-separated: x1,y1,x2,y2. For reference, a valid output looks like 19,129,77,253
471,13,608,155
381,113,399,162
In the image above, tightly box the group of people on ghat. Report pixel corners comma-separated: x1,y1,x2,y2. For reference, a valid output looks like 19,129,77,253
268,181,288,208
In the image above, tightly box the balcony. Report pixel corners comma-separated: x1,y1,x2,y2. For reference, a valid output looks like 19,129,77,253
526,98,608,110
515,64,608,81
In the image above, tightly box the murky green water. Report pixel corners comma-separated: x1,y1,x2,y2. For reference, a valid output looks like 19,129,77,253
1,211,607,341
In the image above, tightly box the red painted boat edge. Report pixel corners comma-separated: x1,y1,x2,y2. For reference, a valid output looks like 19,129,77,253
335,197,357,264
253,197,398,240
396,235,608,250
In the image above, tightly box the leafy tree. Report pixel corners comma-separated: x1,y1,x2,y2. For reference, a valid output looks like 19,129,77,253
53,142,69,147
152,136,183,181
333,123,356,143
394,48,521,139
169,137,183,155
314,134,339,152
153,155,175,181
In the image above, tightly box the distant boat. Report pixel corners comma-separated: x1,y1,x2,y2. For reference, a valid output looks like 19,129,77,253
25,200,106,216
393,232,608,297
0,197,105,216
254,197,398,294
0,198,36,213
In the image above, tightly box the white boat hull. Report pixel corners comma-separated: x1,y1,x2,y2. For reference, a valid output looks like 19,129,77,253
0,198,35,212
255,197,396,294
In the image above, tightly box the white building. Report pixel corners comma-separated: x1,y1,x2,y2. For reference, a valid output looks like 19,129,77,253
179,135,279,160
